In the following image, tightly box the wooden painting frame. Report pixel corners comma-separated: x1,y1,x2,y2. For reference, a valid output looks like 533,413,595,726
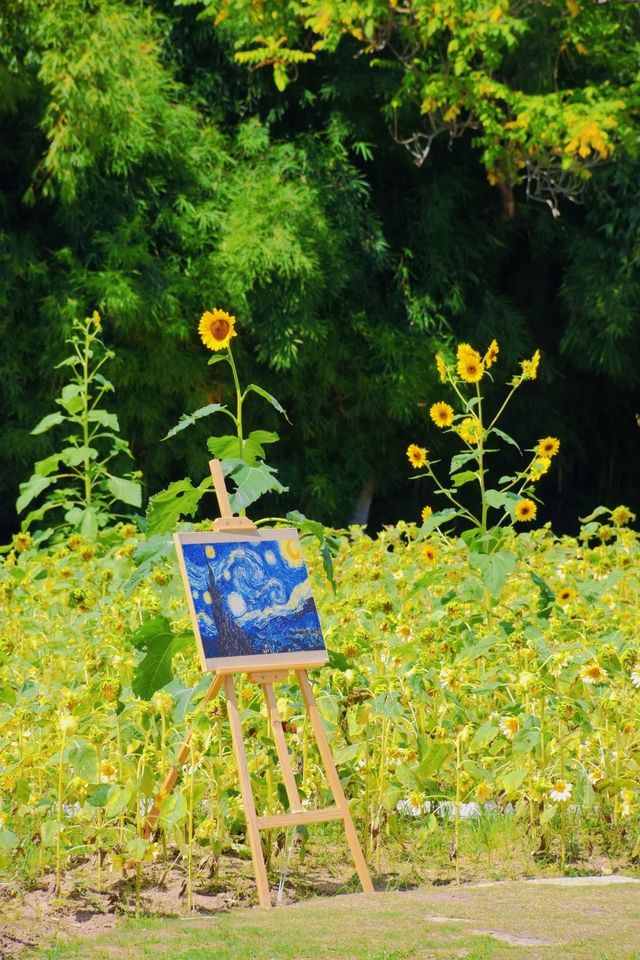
174,528,329,674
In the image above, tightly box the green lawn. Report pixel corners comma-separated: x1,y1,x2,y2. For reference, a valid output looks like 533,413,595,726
27,879,640,960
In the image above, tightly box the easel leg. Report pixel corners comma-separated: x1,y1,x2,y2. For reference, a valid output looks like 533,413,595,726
224,675,272,908
296,670,374,894
262,682,302,811
144,672,224,839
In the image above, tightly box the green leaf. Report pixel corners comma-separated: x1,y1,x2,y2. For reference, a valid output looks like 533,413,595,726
226,461,287,513
512,728,540,755
145,476,211,536
207,354,229,366
163,403,228,440
208,435,242,460
450,451,477,473
469,720,499,752
491,428,521,452
417,741,453,779
484,489,517,511
159,791,186,827
126,836,150,862
41,820,62,847
333,743,362,764
68,741,98,782
469,550,516,597
59,446,98,467
395,762,422,791
79,506,99,539
106,476,142,507
130,617,192,699
579,506,609,523
34,453,63,477
16,474,55,513
419,508,459,533
370,693,404,720
451,470,477,487
87,410,120,431
501,767,527,795
540,805,557,825
31,412,65,435
0,827,19,853
0,683,16,706
56,383,84,415
531,571,555,619
461,759,492,782
106,785,132,817
248,430,279,446
86,784,111,808
244,384,290,422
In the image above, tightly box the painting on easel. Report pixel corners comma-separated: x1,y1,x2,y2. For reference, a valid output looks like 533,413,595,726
174,529,328,673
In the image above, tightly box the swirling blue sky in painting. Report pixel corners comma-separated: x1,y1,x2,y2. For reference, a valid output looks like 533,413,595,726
182,537,325,659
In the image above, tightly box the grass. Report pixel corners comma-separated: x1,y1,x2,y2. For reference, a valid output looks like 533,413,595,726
26,880,640,960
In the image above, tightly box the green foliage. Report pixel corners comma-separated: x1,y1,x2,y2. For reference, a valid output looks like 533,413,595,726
198,0,639,207
16,312,141,538
0,0,639,538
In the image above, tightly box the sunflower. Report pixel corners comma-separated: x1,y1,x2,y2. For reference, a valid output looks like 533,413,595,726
421,544,437,564
611,505,636,527
429,401,454,428
520,348,541,380
484,339,499,368
514,498,537,522
530,456,551,481
536,436,560,458
556,586,576,604
580,663,607,685
421,505,433,522
406,444,428,469
198,308,237,351
458,417,482,445
456,345,484,383
435,353,448,383
92,310,102,331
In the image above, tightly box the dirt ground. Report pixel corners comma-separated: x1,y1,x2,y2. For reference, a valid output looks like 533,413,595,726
1,863,640,960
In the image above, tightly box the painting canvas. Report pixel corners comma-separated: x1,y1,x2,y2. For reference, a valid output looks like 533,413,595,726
174,529,328,672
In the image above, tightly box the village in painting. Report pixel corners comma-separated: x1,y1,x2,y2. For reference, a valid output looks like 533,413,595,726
181,535,326,659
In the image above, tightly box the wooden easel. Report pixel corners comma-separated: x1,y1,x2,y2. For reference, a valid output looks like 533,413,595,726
143,460,373,907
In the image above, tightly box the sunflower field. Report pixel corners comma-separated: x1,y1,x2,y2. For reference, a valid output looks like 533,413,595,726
2,319,640,918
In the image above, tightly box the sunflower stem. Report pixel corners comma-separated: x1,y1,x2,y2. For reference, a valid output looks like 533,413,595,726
226,345,246,516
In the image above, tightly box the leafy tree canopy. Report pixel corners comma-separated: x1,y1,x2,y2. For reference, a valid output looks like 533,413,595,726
195,0,639,211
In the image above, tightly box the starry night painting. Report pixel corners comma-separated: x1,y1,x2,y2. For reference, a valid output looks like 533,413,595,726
176,532,326,664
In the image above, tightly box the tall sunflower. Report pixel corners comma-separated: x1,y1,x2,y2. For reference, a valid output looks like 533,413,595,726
198,309,237,351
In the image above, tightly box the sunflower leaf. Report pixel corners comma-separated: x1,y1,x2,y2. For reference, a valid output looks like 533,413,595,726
244,384,291,423
163,403,229,441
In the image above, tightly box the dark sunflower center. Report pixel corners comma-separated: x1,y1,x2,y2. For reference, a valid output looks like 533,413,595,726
212,318,230,340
